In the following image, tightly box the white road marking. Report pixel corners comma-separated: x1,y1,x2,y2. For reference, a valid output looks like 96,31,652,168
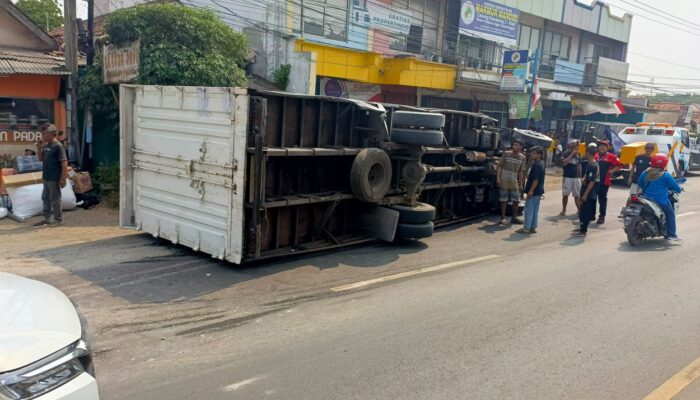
223,376,265,392
331,254,500,292
677,211,696,217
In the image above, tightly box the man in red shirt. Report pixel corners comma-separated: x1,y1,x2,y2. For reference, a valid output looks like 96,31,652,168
592,141,621,224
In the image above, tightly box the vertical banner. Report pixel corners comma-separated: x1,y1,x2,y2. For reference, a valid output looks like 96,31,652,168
500,50,530,93
509,94,542,120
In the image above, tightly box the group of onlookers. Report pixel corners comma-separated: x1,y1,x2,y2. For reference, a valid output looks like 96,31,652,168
495,136,681,241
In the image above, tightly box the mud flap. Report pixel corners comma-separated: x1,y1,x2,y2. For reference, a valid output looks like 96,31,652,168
359,206,400,242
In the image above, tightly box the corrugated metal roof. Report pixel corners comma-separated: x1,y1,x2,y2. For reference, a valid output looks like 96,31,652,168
0,48,70,75
649,102,683,112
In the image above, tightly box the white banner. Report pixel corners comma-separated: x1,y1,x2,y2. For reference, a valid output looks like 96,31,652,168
321,78,382,102
356,0,413,35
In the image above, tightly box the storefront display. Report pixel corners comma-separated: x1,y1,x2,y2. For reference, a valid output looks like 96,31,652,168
0,97,54,144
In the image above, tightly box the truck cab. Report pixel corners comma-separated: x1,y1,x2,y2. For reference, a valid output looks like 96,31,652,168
619,123,692,177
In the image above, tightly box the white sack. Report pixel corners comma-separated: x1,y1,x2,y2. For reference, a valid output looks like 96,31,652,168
0,207,7,219
7,182,77,220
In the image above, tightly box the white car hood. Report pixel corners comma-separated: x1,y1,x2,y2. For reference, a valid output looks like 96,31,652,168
0,273,81,373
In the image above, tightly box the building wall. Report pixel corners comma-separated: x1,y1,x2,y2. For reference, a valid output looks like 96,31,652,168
494,0,564,23
562,0,599,34
0,12,53,51
597,5,632,43
493,0,631,43
94,0,146,16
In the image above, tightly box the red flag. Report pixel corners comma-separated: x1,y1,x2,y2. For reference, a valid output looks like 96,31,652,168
531,76,541,108
613,100,626,114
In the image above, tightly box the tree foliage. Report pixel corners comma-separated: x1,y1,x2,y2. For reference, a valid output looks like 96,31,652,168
106,3,248,86
78,3,249,163
272,64,291,91
649,94,700,105
15,0,63,31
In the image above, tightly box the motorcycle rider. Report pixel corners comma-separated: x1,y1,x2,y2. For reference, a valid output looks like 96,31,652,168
638,154,682,242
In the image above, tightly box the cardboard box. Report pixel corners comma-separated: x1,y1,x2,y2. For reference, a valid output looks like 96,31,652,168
0,168,17,196
1,172,43,188
70,172,93,194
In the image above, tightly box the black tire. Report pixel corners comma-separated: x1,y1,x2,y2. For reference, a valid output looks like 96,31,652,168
350,148,392,203
390,202,436,224
396,221,434,240
626,216,643,246
391,128,444,146
392,111,445,129
512,128,552,148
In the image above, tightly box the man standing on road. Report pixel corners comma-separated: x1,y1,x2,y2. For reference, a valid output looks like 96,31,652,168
496,138,526,226
629,143,654,195
593,140,621,224
573,144,600,237
560,140,581,216
517,146,545,234
34,123,67,227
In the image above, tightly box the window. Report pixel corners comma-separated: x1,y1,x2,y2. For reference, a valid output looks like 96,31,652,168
0,98,53,132
518,25,540,50
459,36,501,71
681,130,690,147
543,31,570,61
0,97,54,166
293,0,349,41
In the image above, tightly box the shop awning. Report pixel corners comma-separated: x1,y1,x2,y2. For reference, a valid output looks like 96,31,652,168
0,48,71,76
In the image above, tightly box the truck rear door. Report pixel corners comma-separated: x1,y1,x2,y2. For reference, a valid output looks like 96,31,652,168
119,85,248,263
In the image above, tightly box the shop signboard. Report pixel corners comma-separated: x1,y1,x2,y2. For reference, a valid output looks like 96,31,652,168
500,50,529,93
0,130,42,143
459,0,519,46
354,0,413,35
321,78,382,102
103,39,141,84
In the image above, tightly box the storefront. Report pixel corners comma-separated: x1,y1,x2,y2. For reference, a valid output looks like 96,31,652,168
0,61,68,167
0,0,69,168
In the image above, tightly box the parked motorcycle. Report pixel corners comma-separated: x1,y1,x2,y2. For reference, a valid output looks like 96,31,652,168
623,178,686,246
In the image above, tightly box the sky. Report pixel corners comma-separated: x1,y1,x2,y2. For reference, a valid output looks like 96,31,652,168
600,0,700,96
55,0,700,95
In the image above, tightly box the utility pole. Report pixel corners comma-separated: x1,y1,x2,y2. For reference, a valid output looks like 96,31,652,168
526,48,540,126
85,0,95,166
87,0,94,65
64,0,80,163
650,77,655,97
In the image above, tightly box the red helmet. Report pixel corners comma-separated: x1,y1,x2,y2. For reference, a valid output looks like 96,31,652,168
651,154,669,169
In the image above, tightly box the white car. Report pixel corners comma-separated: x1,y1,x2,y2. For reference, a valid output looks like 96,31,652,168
0,273,99,399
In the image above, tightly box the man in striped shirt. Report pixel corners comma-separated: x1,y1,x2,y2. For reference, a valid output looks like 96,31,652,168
496,139,526,225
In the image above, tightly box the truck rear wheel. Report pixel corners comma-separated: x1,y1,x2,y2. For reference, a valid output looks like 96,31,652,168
391,128,444,146
396,221,434,240
350,148,392,203
390,202,436,224
392,111,445,129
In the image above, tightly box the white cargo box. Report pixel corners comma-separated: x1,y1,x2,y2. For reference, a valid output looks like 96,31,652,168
119,85,248,263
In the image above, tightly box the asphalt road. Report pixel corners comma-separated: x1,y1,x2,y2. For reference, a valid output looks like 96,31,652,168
2,174,700,399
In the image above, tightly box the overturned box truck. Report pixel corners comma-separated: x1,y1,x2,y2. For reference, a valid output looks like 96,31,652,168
119,85,548,264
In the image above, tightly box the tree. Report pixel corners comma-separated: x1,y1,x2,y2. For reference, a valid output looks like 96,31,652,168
106,3,248,86
15,0,63,31
78,3,249,164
